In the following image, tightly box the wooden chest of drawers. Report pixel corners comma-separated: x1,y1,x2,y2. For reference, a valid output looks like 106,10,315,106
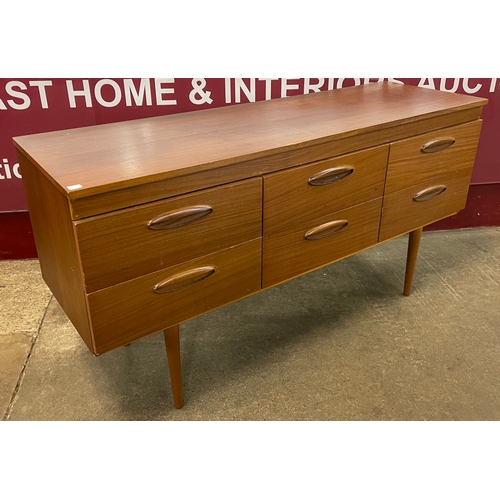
13,82,487,408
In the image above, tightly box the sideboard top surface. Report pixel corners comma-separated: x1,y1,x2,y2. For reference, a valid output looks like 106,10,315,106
13,82,487,200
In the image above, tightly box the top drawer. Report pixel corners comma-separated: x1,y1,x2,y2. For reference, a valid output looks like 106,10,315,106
75,177,262,292
263,145,388,235
385,120,482,194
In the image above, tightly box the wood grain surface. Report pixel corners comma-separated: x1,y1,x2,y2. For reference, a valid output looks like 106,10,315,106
88,239,262,354
67,107,484,219
379,169,473,241
262,198,383,288
385,120,482,193
263,145,388,235
75,177,262,292
13,82,488,369
13,83,486,204
17,151,94,352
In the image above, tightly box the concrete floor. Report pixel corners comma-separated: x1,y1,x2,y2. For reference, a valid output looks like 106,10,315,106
1,227,500,421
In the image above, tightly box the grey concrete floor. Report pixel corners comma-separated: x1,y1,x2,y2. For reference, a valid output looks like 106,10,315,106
1,227,500,421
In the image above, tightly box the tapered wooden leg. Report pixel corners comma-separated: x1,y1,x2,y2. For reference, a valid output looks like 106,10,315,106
164,324,183,409
404,227,423,296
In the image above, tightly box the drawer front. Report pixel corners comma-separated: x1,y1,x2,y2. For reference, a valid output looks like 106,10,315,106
263,145,388,235
262,198,382,288
76,178,262,292
385,120,482,194
88,239,262,354
379,169,472,241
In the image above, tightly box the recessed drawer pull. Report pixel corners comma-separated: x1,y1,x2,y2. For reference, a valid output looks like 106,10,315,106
153,266,216,293
421,137,456,154
413,185,447,202
304,220,349,240
147,206,213,230
308,166,354,186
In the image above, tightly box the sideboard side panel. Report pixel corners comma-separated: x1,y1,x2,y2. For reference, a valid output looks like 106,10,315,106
17,151,94,352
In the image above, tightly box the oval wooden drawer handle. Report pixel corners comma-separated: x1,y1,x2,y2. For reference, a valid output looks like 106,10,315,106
420,137,455,153
304,219,349,240
308,166,354,186
413,185,447,202
148,205,213,230
153,266,215,293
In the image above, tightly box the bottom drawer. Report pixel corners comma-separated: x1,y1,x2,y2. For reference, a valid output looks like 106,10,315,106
262,198,382,288
379,169,472,241
88,239,262,354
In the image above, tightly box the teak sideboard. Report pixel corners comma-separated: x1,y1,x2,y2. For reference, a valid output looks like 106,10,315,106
13,82,487,409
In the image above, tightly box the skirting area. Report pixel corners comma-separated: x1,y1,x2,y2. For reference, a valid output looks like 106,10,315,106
1,227,500,420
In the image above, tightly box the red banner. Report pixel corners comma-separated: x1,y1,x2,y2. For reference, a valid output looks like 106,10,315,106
1,78,499,213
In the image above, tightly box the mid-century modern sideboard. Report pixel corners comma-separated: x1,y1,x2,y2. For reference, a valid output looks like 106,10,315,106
13,82,487,408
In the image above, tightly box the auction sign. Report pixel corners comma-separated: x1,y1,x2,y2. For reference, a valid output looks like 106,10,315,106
1,78,498,213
